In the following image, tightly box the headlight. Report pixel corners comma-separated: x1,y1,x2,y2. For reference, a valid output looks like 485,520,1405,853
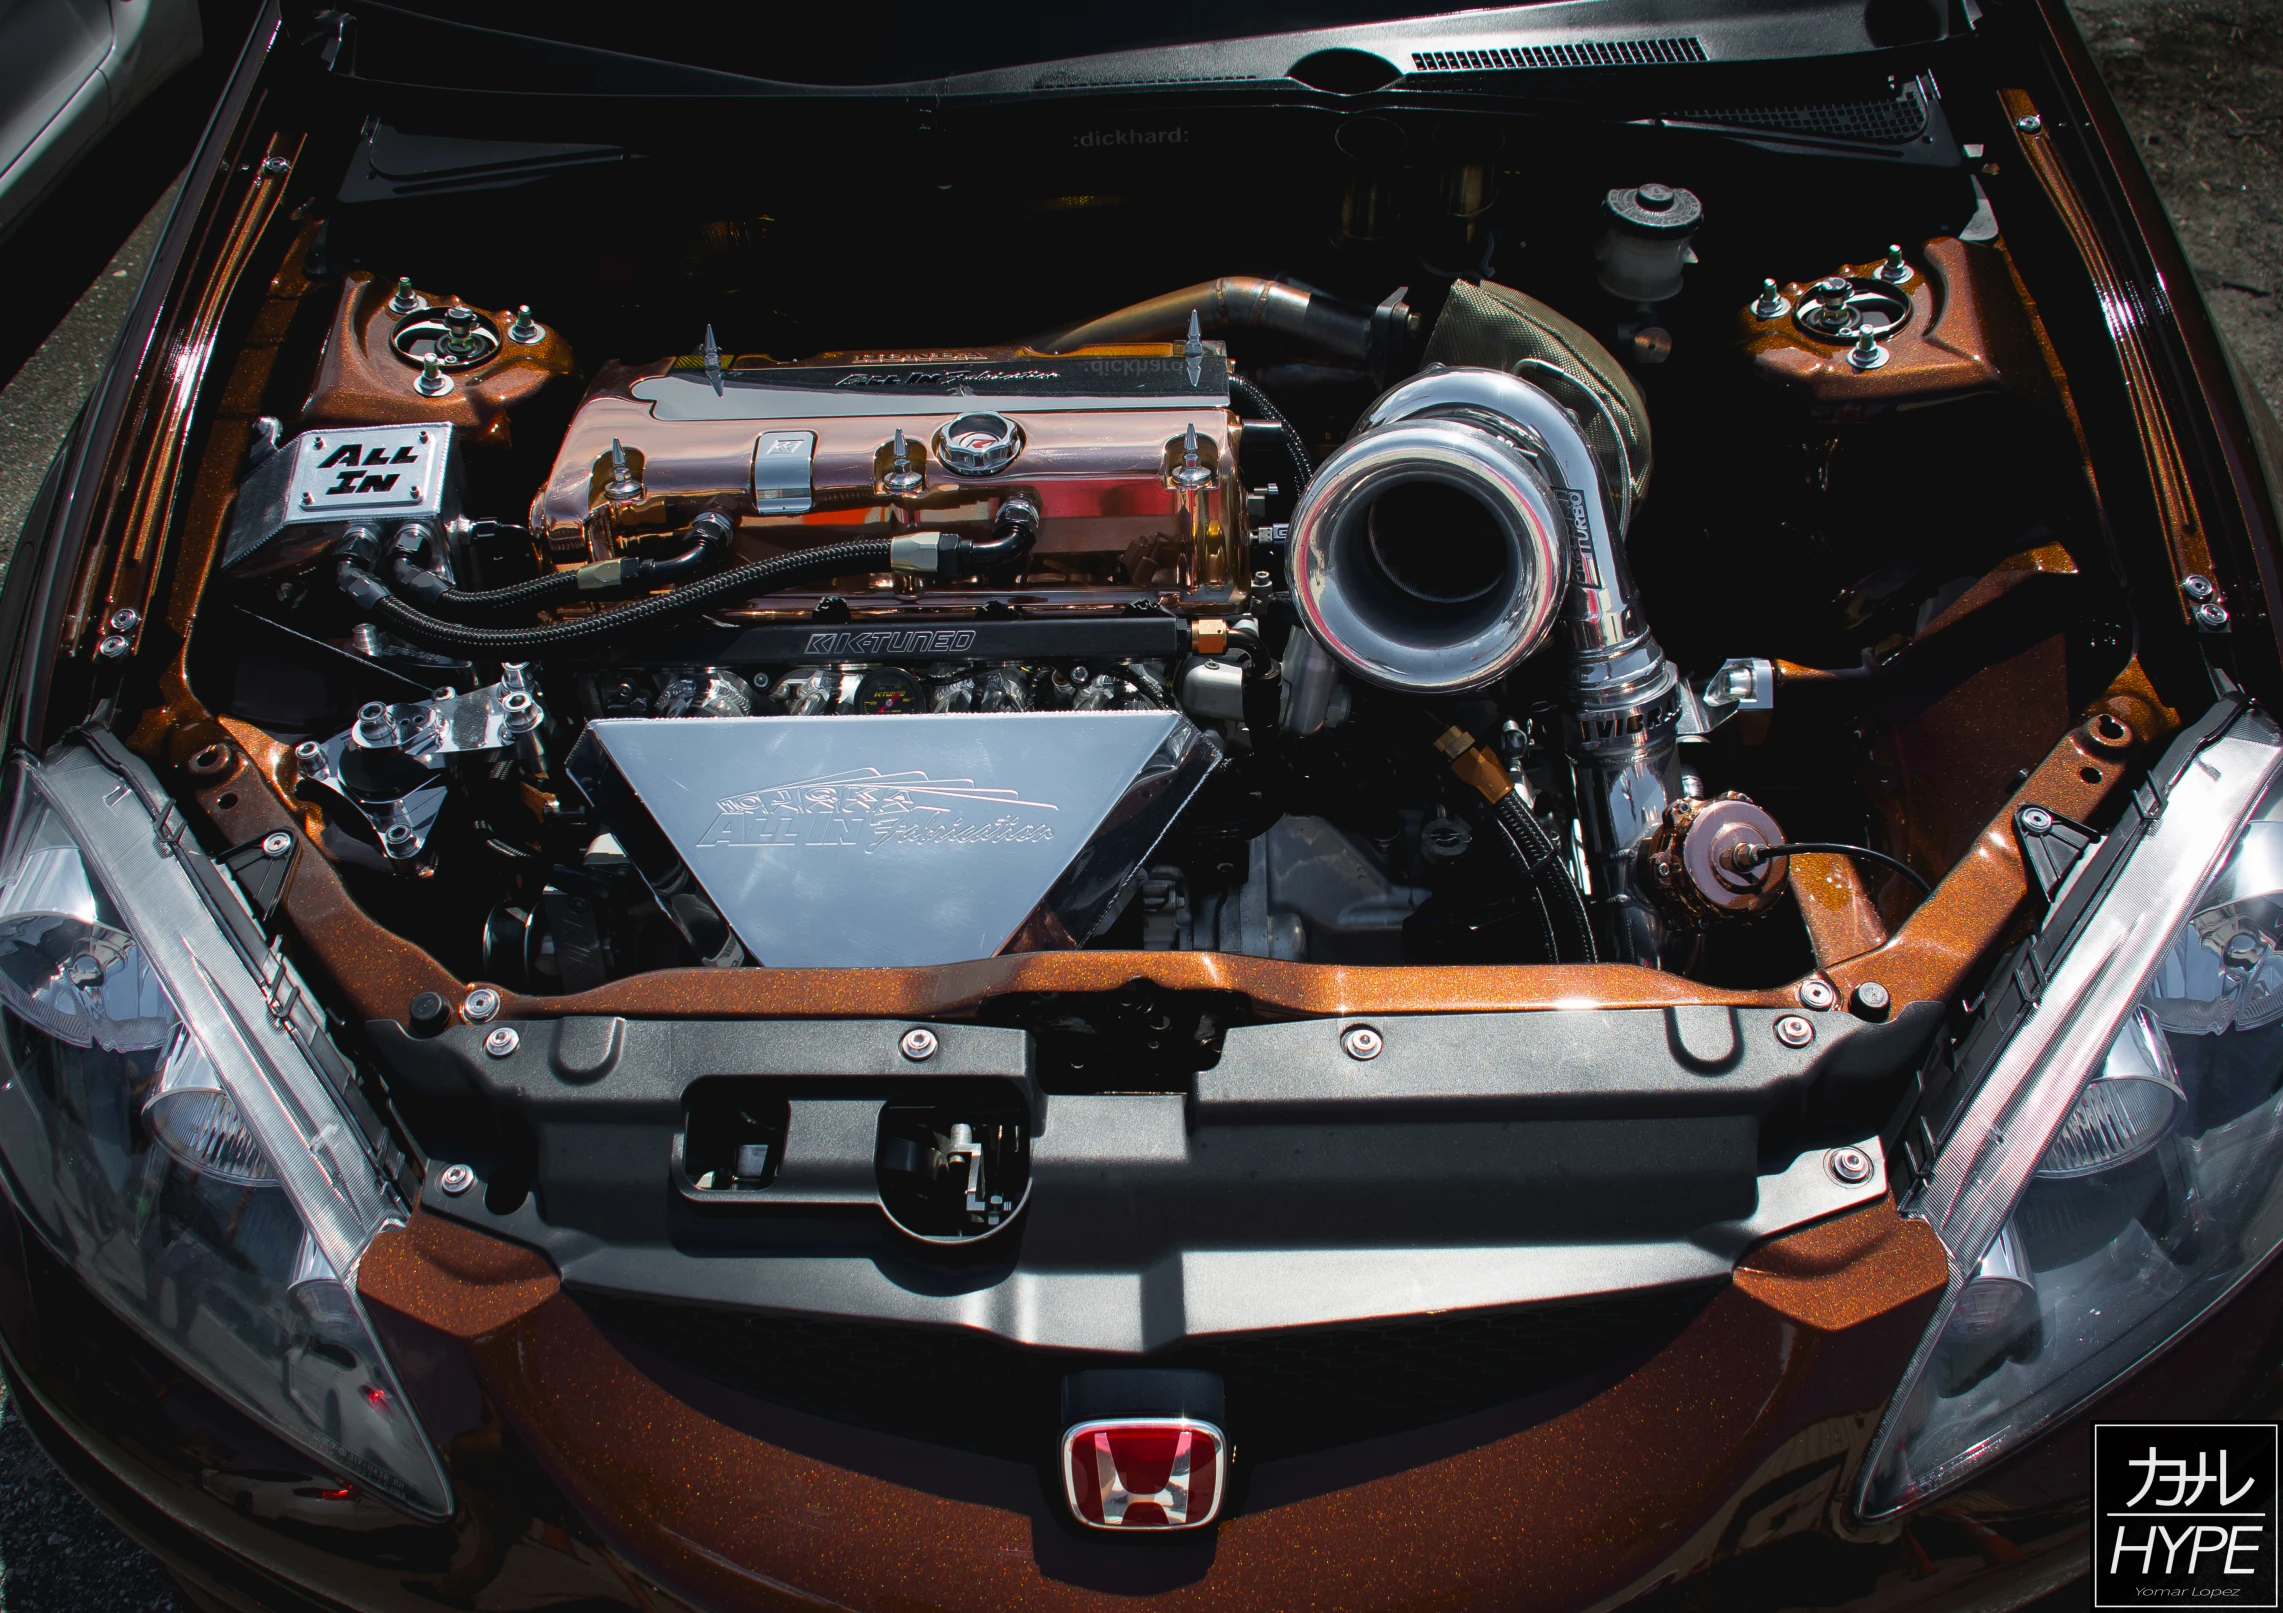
0,736,450,1518
1860,701,2283,1518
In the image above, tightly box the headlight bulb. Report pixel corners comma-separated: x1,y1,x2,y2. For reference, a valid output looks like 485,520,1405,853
2036,1005,2186,1179
144,1025,275,1186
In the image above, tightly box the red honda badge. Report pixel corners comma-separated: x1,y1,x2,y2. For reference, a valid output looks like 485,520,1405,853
1062,1418,1227,1530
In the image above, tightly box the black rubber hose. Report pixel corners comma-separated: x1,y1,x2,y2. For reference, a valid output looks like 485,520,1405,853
340,538,894,655
399,512,737,614
955,499,1039,572
1491,790,1598,965
1743,841,1932,896
1483,815,1561,963
639,510,737,583
1230,375,1314,490
396,563,581,614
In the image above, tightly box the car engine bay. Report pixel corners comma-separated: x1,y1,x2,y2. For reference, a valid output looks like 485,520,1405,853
23,13,2283,1553
114,73,2185,1106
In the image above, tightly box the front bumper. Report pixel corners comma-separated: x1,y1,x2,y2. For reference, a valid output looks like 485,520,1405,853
7,1185,2217,1613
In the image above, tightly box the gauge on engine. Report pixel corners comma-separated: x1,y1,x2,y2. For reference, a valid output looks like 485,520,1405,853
853,667,926,714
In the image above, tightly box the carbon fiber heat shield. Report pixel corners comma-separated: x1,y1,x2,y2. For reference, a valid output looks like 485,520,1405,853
567,712,1220,967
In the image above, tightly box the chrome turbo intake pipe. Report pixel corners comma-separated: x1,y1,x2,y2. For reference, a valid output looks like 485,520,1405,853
1287,366,1681,964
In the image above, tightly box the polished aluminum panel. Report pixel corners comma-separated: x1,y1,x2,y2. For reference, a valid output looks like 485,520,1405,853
575,712,1217,967
224,422,455,574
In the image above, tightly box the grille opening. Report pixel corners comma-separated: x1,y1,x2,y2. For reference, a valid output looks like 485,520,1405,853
578,1283,1722,1465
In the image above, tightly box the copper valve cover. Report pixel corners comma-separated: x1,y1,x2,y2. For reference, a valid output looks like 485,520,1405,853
530,344,1245,616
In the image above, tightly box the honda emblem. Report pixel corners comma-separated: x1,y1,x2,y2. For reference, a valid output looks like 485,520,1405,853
1062,1417,1226,1530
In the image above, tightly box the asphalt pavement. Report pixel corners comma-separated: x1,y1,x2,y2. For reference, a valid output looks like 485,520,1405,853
0,3,2278,1607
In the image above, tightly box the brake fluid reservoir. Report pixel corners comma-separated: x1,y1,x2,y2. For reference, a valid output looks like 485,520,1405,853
1596,182,1703,303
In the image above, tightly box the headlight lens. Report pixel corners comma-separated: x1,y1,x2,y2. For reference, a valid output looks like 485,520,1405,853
1861,706,2283,1518
0,741,450,1518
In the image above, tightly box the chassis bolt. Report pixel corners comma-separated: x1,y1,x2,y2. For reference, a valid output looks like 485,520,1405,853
261,830,294,858
438,1163,476,1196
2016,113,2043,132
96,634,129,660
1798,978,1838,1011
900,1026,939,1061
1342,1024,1384,1061
1774,1014,1816,1049
462,987,501,1023
2020,806,2054,834
107,607,140,633
2183,573,2216,601
1827,1147,1875,1185
484,1026,520,1058
2196,600,2231,631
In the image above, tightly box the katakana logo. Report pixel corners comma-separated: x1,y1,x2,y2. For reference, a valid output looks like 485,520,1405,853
2095,1423,2278,1606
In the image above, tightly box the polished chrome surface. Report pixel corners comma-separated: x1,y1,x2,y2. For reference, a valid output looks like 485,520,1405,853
751,430,816,513
570,712,1217,968
1292,366,1681,961
534,351,1239,609
935,411,1024,474
1287,372,1571,695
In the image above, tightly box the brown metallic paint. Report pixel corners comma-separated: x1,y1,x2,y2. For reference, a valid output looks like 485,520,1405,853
300,270,576,445
1789,852,1890,969
346,1206,1946,1612
159,702,2137,1032
1825,719,2130,1010
1741,238,2015,413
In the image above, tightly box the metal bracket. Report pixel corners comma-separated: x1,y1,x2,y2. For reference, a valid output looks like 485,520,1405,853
2013,802,2100,910
1685,656,1775,737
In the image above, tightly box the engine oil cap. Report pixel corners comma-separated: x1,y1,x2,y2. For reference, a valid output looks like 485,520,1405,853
935,412,1024,475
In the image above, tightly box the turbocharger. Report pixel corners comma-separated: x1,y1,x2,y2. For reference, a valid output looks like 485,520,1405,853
1286,366,1683,964
1287,368,1572,695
